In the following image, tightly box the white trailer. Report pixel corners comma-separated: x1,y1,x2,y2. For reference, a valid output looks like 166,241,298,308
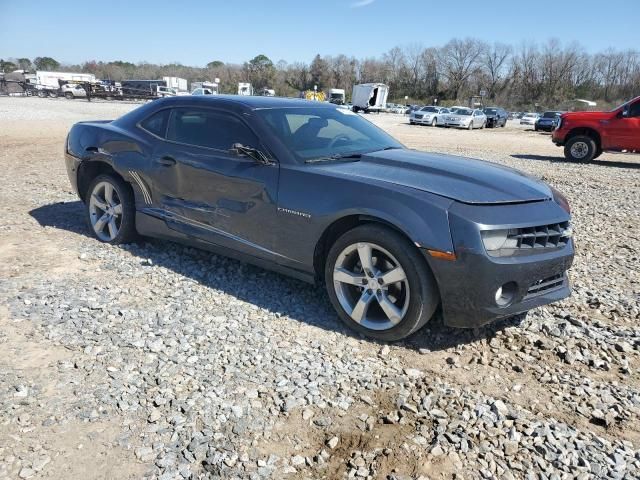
351,83,389,113
36,71,95,89
163,76,188,92
238,82,253,96
328,88,345,105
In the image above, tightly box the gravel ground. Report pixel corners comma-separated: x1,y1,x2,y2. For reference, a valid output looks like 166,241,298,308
0,97,639,480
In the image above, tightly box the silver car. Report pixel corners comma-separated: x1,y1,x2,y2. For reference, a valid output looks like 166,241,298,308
444,108,487,129
409,106,449,126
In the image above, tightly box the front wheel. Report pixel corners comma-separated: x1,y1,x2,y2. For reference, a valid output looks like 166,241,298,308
431,118,437,126
467,122,473,130
564,135,596,162
85,174,137,244
325,224,439,341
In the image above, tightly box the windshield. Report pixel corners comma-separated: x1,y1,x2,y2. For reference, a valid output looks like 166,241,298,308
543,111,561,118
483,108,497,114
524,113,537,117
420,106,438,112
256,107,403,163
456,108,472,116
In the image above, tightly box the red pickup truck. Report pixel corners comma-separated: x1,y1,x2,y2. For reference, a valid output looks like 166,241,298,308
552,96,640,162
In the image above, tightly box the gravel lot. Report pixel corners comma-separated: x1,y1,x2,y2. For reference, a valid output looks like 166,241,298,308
1,97,639,480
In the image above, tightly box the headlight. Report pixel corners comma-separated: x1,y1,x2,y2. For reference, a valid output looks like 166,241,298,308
550,186,571,214
481,229,519,252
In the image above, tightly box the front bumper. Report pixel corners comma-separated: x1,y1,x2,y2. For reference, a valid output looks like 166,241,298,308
410,116,434,125
426,200,574,328
552,129,566,145
444,120,471,128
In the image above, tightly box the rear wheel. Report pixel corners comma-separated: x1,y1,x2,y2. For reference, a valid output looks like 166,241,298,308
325,224,439,341
64,92,74,99
85,174,137,244
564,135,596,162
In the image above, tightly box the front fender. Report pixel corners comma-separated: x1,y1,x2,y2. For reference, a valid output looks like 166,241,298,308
275,167,455,270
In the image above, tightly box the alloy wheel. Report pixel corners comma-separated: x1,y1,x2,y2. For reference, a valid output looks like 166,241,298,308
333,242,410,331
89,181,123,241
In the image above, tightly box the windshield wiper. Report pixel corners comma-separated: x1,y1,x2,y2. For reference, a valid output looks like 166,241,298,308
305,153,362,164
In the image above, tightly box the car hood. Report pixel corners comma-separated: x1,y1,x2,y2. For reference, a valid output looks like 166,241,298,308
317,149,552,204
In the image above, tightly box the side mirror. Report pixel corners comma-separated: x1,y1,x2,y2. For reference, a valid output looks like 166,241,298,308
230,143,272,165
621,107,629,118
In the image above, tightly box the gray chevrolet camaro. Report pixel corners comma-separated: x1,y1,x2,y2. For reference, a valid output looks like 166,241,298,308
64,96,574,341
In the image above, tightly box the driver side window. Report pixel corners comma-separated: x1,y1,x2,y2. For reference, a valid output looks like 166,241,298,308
166,108,257,151
628,101,640,117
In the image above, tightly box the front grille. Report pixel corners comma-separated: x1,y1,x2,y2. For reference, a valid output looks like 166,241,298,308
415,114,423,119
509,221,571,249
525,274,565,299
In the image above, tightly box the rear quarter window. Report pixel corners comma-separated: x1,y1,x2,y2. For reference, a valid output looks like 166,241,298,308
140,109,170,138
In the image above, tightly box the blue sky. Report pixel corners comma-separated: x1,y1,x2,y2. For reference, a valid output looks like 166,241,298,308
1,0,638,66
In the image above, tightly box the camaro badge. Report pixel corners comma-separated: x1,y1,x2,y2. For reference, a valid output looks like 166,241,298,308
278,207,311,219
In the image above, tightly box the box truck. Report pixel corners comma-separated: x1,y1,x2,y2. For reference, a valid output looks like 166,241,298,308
328,88,346,105
351,83,389,113
163,76,188,92
238,82,253,96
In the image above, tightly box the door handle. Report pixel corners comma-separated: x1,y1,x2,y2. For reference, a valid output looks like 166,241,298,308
156,156,176,166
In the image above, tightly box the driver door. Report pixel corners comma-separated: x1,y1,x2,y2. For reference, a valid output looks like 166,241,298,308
147,107,281,261
608,100,640,151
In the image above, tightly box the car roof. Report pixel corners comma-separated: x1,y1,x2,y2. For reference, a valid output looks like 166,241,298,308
157,94,335,110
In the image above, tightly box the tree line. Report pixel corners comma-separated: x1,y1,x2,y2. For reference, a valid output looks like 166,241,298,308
2,38,639,109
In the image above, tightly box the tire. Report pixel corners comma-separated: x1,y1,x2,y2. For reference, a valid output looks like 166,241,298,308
37,90,46,98
409,121,415,125
48,91,58,98
85,174,137,244
480,121,485,129
593,147,603,160
431,118,437,126
467,122,473,130
325,224,439,341
564,135,597,162
65,92,74,99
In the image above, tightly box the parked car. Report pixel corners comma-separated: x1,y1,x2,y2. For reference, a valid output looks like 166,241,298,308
409,106,447,126
552,96,640,162
520,112,540,126
60,83,87,99
535,111,564,132
191,88,214,96
444,108,487,129
156,86,178,97
482,107,508,128
390,105,409,114
64,96,574,341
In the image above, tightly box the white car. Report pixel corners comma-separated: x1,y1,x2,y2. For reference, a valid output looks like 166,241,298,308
191,88,215,96
409,106,449,126
443,108,487,129
390,105,409,114
61,84,87,99
520,112,540,125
